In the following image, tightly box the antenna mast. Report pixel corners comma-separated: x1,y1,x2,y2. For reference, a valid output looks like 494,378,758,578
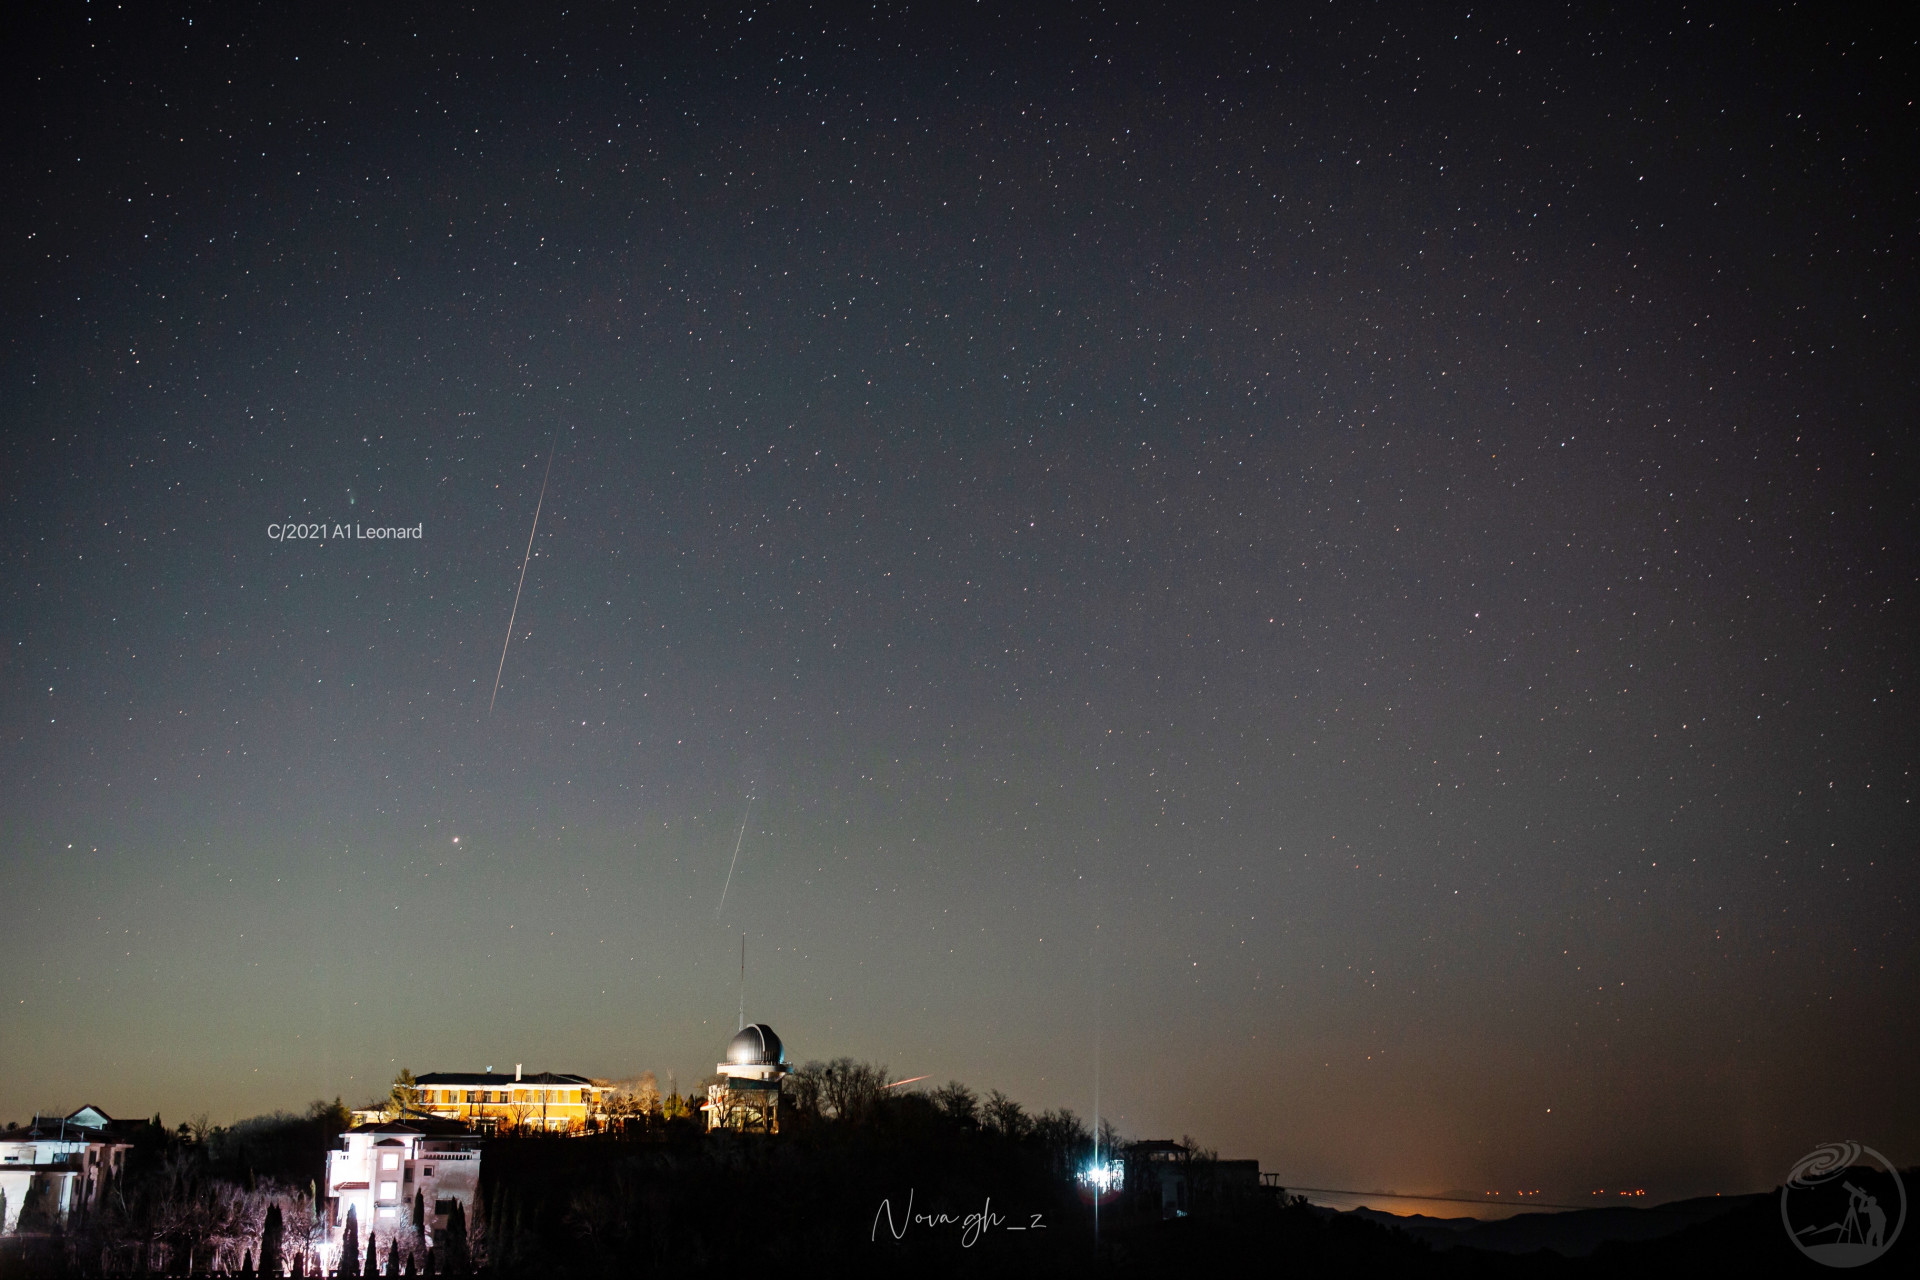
739,933,746,1032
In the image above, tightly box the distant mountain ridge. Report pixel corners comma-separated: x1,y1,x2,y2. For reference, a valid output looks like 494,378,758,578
1341,1193,1767,1258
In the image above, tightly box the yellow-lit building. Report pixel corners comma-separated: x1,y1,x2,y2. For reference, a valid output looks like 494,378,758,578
413,1067,605,1134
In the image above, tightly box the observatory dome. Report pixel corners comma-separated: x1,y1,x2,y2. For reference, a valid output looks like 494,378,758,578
725,1023,785,1068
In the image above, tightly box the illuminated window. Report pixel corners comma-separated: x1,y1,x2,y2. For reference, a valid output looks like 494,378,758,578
380,1153,398,1170
379,1181,399,1201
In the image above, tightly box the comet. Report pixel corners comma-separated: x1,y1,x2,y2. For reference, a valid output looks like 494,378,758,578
489,436,557,713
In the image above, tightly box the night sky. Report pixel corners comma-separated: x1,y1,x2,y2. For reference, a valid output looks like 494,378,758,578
4,2,1914,1207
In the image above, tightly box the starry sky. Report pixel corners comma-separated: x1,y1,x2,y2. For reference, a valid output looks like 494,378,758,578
3,2,1914,1204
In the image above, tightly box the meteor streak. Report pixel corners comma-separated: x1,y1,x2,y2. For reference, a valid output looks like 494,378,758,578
716,796,753,917
489,435,557,713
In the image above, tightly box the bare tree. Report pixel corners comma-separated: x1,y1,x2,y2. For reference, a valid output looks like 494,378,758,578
785,1061,827,1121
932,1081,979,1128
1032,1109,1092,1177
602,1072,661,1130
982,1090,1030,1139
818,1058,888,1122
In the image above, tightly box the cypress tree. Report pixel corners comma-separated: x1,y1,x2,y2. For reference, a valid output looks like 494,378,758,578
364,1235,379,1277
340,1205,360,1278
412,1190,425,1242
441,1201,469,1275
259,1203,284,1278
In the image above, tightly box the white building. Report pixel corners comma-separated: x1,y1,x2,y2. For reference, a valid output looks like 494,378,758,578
323,1121,479,1254
0,1107,137,1235
705,1024,790,1133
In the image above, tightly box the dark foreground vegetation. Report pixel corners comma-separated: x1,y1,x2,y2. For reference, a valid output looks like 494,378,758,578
2,1083,1911,1277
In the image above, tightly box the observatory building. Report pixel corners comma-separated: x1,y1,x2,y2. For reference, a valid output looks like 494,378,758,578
705,1023,789,1133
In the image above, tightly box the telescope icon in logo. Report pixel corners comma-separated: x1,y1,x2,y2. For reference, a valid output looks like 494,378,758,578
1781,1142,1905,1268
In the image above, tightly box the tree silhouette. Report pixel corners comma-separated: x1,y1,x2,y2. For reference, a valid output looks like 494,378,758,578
340,1204,360,1278
983,1089,1031,1139
441,1200,470,1274
932,1081,979,1127
818,1057,888,1121
387,1070,422,1120
259,1202,284,1277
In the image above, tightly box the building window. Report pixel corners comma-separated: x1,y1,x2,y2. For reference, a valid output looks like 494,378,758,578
380,1153,399,1171
423,1167,434,1178
379,1181,399,1201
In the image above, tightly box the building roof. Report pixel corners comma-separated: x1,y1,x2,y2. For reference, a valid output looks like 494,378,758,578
1128,1140,1190,1160
414,1071,597,1088
347,1118,475,1137
11,1109,140,1142
724,1024,785,1067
